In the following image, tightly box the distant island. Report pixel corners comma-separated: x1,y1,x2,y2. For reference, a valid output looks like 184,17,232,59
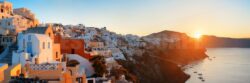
202,35,250,48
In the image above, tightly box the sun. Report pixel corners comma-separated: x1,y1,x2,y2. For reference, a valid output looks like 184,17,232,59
194,31,202,39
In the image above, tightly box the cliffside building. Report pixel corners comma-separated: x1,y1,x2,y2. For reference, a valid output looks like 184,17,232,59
0,1,39,47
12,33,54,65
54,35,92,59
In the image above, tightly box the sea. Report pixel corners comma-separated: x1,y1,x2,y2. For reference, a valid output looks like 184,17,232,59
185,48,250,83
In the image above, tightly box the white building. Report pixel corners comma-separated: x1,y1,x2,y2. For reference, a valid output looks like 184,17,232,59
0,2,39,35
12,33,54,66
0,1,39,47
91,47,112,57
87,41,112,57
87,41,105,48
100,30,119,48
0,15,33,35
80,27,98,42
109,48,126,60
66,54,94,77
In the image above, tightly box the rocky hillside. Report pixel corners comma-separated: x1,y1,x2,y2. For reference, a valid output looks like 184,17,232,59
51,24,207,83
118,30,207,83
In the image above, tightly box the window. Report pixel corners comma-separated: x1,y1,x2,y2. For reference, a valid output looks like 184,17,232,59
28,35,31,41
71,49,75,54
88,80,94,83
35,58,38,64
48,42,50,49
56,52,58,58
23,39,25,49
27,42,32,53
48,33,51,37
8,37,11,42
43,42,45,49
8,22,10,26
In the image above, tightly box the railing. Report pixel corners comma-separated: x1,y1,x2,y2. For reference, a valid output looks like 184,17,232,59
29,63,60,70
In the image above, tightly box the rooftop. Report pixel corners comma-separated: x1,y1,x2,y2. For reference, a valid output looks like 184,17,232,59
24,27,49,34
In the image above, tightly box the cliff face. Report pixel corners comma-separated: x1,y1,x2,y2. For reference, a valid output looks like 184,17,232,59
118,54,190,83
118,46,207,83
118,30,207,83
202,35,250,48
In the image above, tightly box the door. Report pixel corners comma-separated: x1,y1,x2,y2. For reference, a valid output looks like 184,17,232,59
71,49,75,54
27,42,32,54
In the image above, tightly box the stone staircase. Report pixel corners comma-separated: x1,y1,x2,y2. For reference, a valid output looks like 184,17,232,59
0,44,17,65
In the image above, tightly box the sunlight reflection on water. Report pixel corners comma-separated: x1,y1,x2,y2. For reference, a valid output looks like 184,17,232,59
185,48,250,83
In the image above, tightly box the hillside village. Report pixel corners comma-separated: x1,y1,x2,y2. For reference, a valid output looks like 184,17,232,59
0,1,206,83
0,1,145,83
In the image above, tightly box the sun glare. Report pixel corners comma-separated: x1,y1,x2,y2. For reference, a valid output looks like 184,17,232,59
194,31,202,39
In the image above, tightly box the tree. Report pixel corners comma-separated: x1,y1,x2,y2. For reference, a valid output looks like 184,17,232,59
90,56,107,77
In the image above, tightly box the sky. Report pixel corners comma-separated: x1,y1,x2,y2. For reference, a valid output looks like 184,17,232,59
8,0,250,38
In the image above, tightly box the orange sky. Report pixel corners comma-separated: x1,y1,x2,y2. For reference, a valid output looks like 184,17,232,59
12,0,250,38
